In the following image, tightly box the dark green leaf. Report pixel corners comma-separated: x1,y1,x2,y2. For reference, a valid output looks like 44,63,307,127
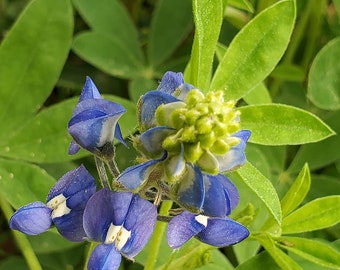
0,0,73,141
148,0,193,67
308,37,340,110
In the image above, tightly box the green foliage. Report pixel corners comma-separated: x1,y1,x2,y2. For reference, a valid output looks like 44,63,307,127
0,0,340,269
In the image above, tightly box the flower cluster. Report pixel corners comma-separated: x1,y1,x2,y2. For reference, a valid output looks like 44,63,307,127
9,72,251,270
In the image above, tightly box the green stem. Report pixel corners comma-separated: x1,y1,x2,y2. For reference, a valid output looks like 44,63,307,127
83,242,98,270
0,195,43,270
95,156,110,189
144,200,173,270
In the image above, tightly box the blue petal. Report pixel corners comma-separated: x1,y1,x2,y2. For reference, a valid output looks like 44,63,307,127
215,174,240,211
216,130,251,172
138,90,179,131
201,174,231,217
68,140,81,155
9,202,52,235
167,211,206,249
46,165,96,208
120,195,157,258
157,71,184,94
79,76,102,101
114,123,127,147
83,189,133,242
137,126,175,158
117,159,161,190
88,244,121,270
176,165,205,213
197,217,249,247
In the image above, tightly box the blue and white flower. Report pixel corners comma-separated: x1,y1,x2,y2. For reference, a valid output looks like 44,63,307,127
167,211,249,249
83,188,157,270
10,165,96,241
68,77,126,156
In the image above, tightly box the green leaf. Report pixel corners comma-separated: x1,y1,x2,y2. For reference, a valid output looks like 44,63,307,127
238,104,335,145
0,0,73,141
73,32,144,79
281,164,311,217
270,64,305,82
72,0,142,62
148,0,193,67
236,251,280,270
308,37,340,110
210,0,296,99
254,234,302,270
287,110,340,172
188,0,223,90
282,195,340,234
29,230,79,254
243,82,272,104
235,162,282,228
0,257,28,270
277,237,340,269
0,159,55,209
0,96,136,163
227,0,254,13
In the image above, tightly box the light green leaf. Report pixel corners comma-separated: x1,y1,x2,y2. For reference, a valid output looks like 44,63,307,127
281,164,311,217
73,32,144,79
235,162,282,228
254,234,302,270
210,0,296,99
0,0,73,141
0,96,136,163
0,159,55,209
227,0,254,13
243,82,272,104
188,0,223,90
277,237,340,269
238,104,335,145
129,76,158,104
282,195,340,234
308,37,340,110
148,0,193,67
287,110,340,173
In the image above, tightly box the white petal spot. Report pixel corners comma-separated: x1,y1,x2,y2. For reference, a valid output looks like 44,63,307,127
104,223,131,250
195,215,208,227
98,117,118,147
46,194,71,218
105,223,122,244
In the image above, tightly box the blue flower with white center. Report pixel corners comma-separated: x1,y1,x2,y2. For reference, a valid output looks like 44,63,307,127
83,188,157,270
9,165,96,242
68,76,126,156
117,71,250,214
167,211,249,249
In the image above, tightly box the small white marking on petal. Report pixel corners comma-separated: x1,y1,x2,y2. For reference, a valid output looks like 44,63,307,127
104,223,122,244
115,226,131,251
195,215,208,227
47,194,71,218
98,118,118,147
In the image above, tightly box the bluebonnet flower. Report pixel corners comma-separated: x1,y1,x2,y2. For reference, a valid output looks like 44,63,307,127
167,211,249,249
10,165,96,241
117,71,251,214
68,77,126,156
83,188,157,270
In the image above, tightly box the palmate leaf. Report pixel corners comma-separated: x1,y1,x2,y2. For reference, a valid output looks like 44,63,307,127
238,104,335,145
0,0,73,142
210,0,296,99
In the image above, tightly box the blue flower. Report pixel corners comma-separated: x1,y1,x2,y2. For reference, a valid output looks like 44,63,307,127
117,71,250,214
83,188,157,270
68,77,126,156
167,211,249,249
9,165,96,241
